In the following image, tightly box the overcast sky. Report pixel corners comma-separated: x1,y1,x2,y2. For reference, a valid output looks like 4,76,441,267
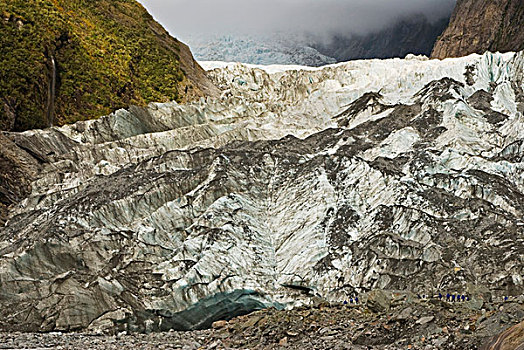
138,0,456,40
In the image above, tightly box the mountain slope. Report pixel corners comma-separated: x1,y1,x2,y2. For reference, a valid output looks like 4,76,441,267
0,51,523,333
313,16,449,61
432,0,524,59
0,0,218,131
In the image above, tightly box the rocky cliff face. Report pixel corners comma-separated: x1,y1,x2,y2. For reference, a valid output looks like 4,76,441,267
0,51,523,333
0,0,218,132
432,0,524,59
482,320,524,350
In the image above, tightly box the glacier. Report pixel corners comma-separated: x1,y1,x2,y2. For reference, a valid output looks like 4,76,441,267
184,33,337,67
0,51,523,333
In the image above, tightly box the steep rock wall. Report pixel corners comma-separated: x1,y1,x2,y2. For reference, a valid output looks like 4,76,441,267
432,0,524,59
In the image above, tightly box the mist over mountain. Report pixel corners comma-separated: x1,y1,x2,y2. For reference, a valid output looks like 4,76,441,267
139,0,455,65
139,0,455,38
183,14,449,66
312,15,450,62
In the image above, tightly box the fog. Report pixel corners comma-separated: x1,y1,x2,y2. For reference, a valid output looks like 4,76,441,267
138,0,455,40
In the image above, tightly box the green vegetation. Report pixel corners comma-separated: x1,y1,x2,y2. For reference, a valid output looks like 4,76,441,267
0,0,188,131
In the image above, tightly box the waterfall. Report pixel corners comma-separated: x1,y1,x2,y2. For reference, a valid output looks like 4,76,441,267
46,55,56,127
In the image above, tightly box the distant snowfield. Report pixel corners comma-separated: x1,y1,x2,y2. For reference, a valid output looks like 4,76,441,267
186,33,337,67
199,52,515,73
199,60,329,73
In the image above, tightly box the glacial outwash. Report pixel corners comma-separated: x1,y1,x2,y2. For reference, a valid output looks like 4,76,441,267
0,51,523,334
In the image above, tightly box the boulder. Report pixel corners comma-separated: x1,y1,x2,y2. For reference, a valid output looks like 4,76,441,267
366,290,392,313
481,321,524,350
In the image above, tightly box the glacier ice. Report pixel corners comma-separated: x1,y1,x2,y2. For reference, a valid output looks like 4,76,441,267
0,51,523,333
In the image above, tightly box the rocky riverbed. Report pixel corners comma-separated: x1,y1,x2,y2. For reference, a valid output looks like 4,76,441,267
1,293,522,349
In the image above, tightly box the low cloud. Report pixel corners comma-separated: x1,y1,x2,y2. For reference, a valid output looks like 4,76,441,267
138,0,455,40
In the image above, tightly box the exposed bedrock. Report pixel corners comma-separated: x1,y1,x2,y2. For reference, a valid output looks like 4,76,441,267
432,0,524,59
